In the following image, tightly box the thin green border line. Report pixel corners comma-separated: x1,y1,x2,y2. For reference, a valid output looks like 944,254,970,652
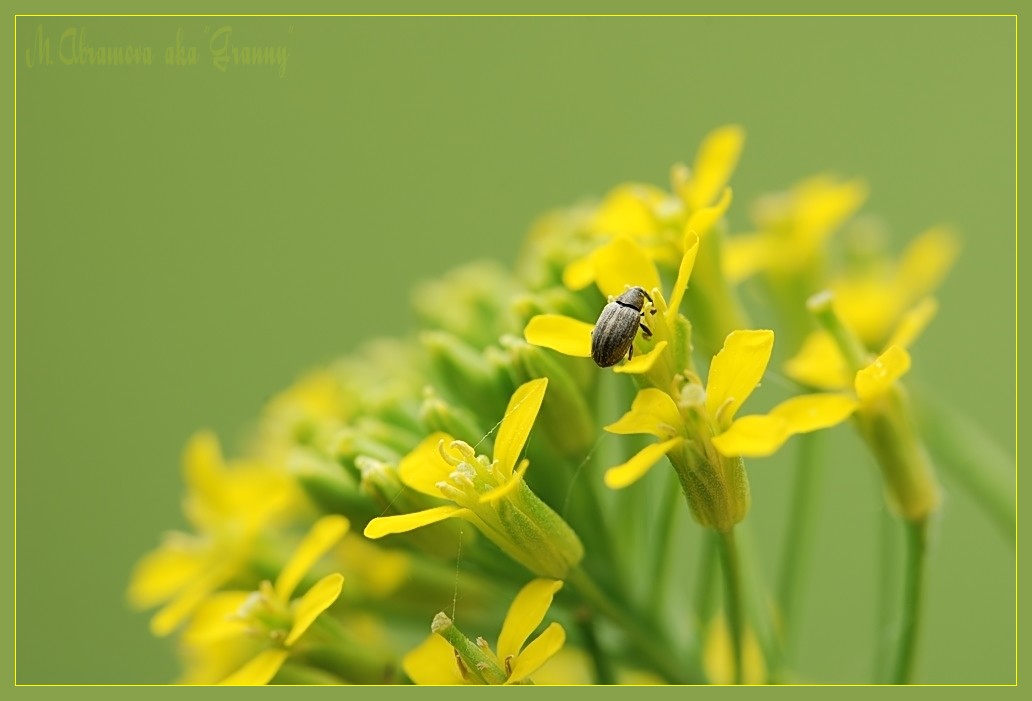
12,11,17,689
12,12,1019,689
1015,12,1020,690
9,12,1023,17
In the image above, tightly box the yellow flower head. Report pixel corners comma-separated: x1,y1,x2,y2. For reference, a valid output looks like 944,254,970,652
724,174,868,283
127,432,298,637
831,225,959,351
363,378,584,579
182,515,350,685
785,288,933,397
787,292,943,521
604,329,858,490
403,579,566,685
561,125,742,288
526,233,700,385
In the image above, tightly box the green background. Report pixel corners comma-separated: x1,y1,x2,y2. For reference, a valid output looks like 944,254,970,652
12,11,1015,684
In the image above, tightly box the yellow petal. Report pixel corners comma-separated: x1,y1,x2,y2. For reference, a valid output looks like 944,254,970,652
127,537,207,609
711,414,790,458
896,226,959,300
182,430,225,512
403,633,468,685
398,432,458,497
529,648,594,684
591,237,661,299
794,176,868,249
666,232,700,320
562,255,596,291
714,393,859,458
181,430,293,532
150,562,234,637
604,388,682,439
783,330,851,390
831,276,900,347
685,125,744,211
885,297,938,351
181,591,252,644
480,459,530,504
722,232,770,283
220,649,289,686
685,186,733,240
507,623,567,684
497,579,564,662
613,340,668,375
363,506,469,539
705,329,774,428
275,515,349,601
769,393,860,433
495,378,548,477
603,437,683,489
285,573,344,646
855,345,911,402
592,184,665,237
524,315,594,358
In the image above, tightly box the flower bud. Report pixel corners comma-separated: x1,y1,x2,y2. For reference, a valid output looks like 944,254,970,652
501,336,595,459
419,386,485,445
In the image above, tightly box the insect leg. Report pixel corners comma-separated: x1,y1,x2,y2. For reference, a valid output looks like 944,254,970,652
640,322,653,338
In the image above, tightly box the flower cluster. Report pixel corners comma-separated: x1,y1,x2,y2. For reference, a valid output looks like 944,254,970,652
130,125,1008,686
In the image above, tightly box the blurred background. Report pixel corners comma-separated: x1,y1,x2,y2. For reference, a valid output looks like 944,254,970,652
15,14,1014,683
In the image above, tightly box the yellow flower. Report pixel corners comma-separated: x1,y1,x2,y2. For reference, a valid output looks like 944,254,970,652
127,432,297,636
363,378,584,579
830,225,959,350
562,125,742,287
182,515,350,685
724,174,868,283
525,233,700,383
785,292,941,520
785,290,936,394
604,329,858,490
674,124,745,214
402,579,566,685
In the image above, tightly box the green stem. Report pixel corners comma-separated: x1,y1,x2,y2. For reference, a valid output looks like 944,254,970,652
891,518,929,684
776,431,824,660
310,616,397,684
575,607,616,685
567,451,629,600
736,526,781,682
873,506,899,682
693,530,719,628
716,529,745,685
567,566,700,684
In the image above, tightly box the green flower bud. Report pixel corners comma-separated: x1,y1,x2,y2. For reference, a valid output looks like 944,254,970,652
501,336,595,459
422,330,513,420
419,386,485,445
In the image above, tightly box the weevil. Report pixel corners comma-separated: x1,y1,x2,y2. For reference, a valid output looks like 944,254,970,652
590,286,656,367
